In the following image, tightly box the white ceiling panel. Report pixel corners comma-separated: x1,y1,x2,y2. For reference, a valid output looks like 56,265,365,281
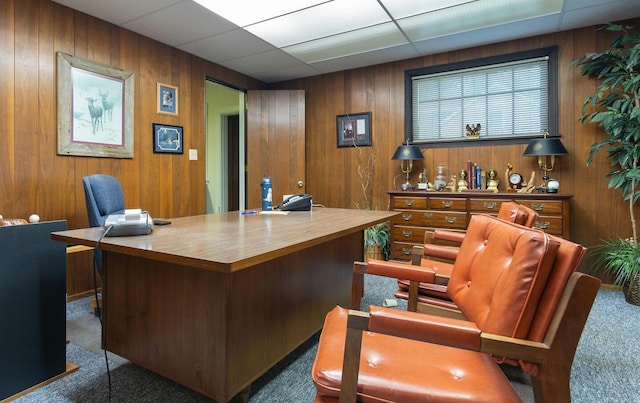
179,29,273,63
51,0,640,83
53,0,182,25
122,2,237,47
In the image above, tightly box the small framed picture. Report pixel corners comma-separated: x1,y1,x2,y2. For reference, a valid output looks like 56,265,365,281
153,123,183,154
157,82,178,115
337,112,371,147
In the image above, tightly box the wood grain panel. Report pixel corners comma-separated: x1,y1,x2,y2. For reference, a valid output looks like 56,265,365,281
274,17,640,277
2,0,263,229
4,0,640,284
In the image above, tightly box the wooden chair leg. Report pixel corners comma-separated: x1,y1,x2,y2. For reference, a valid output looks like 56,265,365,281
350,262,367,309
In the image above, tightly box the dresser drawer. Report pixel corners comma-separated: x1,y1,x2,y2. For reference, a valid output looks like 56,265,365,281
533,216,563,235
393,210,467,229
392,196,428,210
469,199,503,213
428,197,467,211
518,200,563,215
391,241,416,260
392,225,426,243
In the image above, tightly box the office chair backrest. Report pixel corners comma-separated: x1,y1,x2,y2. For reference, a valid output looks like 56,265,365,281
447,214,560,340
82,174,125,227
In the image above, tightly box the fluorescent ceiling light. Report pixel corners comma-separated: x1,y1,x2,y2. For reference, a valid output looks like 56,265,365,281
193,0,563,65
285,22,407,63
396,0,562,41
246,0,390,48
192,0,329,27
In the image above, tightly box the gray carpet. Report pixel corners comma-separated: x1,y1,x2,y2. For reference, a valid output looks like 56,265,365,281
13,275,640,402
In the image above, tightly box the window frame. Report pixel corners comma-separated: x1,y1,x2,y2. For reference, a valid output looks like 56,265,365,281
404,46,558,148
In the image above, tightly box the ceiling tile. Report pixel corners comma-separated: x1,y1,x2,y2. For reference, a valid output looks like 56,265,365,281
52,0,182,25
284,22,407,63
380,0,477,20
193,0,328,27
219,49,304,76
310,43,420,75
179,29,274,63
122,2,237,47
246,0,390,47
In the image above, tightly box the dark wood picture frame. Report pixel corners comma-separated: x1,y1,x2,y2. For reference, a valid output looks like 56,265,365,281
337,112,371,147
153,123,183,154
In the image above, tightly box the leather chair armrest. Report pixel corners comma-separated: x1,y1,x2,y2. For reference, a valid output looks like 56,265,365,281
433,229,466,243
366,259,436,284
423,244,459,261
368,306,482,351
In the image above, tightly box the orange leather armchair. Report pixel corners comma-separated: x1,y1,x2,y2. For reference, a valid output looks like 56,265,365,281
394,202,540,309
313,215,597,402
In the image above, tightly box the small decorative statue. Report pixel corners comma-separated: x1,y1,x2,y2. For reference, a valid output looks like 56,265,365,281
445,174,457,192
487,169,499,192
465,123,481,139
457,170,468,191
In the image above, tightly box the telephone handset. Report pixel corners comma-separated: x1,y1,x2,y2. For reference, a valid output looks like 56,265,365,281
279,194,312,211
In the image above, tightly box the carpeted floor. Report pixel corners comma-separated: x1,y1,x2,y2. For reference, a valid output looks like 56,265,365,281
13,274,640,402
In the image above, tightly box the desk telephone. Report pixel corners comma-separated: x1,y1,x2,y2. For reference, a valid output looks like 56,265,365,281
278,194,312,211
104,209,154,236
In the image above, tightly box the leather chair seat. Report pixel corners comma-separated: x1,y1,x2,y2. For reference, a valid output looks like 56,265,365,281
313,306,521,403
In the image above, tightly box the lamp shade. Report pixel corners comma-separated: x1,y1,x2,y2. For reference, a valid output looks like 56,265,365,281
523,137,568,156
392,144,424,160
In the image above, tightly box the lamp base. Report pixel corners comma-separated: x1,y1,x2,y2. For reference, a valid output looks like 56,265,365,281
535,186,557,193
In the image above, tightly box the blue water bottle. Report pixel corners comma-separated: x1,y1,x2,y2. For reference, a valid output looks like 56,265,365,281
261,175,272,211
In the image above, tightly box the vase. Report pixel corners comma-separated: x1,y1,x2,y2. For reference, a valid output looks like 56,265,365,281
365,244,383,261
623,275,640,306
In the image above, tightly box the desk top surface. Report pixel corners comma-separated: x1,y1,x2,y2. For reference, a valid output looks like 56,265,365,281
52,208,397,272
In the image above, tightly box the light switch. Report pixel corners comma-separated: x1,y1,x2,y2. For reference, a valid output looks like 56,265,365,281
189,149,198,160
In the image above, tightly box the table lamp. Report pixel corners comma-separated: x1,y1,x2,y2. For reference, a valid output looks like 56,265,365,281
523,131,568,192
392,141,424,190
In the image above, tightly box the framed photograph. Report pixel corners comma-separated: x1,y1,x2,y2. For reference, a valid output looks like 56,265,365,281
337,112,371,147
56,52,134,158
157,83,178,116
153,123,183,154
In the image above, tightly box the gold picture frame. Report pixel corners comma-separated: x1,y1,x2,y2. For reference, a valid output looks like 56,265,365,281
157,82,178,116
57,52,135,158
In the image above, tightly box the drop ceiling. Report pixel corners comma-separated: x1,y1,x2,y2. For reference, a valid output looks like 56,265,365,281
52,0,640,84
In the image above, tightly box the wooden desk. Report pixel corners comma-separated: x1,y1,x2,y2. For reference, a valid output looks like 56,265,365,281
52,208,396,402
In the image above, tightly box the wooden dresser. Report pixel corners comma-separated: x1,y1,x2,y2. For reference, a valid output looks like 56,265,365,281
388,190,572,261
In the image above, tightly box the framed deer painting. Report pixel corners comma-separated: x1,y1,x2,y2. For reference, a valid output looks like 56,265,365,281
56,52,134,158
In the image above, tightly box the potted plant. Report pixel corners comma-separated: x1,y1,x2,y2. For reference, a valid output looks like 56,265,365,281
572,23,640,305
364,221,391,261
350,142,391,261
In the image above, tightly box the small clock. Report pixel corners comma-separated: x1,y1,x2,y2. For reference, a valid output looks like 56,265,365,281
509,173,524,189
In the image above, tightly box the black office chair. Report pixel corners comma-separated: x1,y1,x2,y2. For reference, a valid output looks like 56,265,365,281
82,174,125,275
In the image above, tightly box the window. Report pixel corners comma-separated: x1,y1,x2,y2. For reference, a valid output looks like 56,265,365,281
405,47,557,146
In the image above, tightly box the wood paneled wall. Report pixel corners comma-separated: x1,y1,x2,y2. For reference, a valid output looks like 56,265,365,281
275,18,640,259
1,0,637,268
0,0,264,229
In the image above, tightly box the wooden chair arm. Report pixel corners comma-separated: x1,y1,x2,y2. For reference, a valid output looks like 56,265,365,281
480,333,549,364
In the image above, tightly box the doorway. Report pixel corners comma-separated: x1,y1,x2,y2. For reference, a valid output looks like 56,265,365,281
205,80,246,213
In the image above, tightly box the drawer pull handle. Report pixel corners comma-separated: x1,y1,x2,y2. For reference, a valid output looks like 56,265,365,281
444,216,457,224
441,200,454,208
531,203,545,211
404,199,415,207
483,202,497,209
535,221,550,230
402,247,412,255
402,214,413,221
402,230,413,238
